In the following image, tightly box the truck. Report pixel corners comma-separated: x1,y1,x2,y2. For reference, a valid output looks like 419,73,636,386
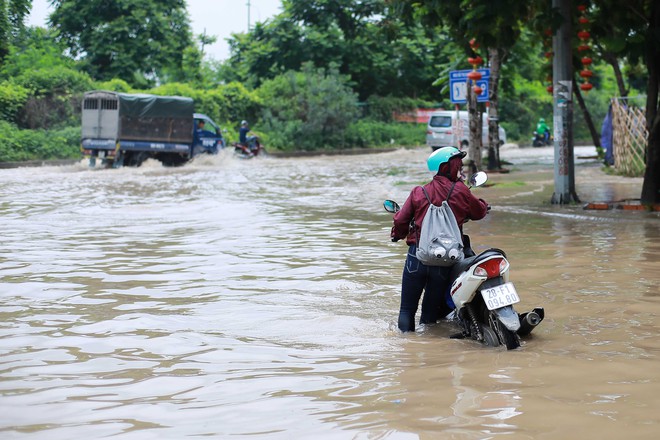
81,91,225,168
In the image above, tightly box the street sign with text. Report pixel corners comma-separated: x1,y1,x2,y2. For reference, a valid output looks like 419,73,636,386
449,69,490,104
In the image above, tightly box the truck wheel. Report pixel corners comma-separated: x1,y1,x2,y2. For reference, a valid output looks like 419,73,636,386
158,154,189,167
125,152,149,167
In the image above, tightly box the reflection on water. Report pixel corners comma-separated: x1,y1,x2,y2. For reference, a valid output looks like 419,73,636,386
1,148,659,439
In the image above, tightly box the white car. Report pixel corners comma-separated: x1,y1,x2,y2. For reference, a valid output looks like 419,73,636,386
426,110,506,151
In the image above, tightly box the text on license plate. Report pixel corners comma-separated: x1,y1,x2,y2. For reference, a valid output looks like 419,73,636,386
481,282,520,310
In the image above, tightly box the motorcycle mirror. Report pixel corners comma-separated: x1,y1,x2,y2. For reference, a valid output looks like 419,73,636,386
383,200,400,213
469,171,488,188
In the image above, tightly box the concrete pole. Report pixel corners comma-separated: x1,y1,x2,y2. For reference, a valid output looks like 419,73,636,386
551,0,580,204
247,0,252,31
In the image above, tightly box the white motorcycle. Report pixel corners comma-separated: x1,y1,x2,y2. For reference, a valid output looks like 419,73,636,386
384,172,544,349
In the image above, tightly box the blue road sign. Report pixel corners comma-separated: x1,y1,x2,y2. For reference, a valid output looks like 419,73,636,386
450,69,490,104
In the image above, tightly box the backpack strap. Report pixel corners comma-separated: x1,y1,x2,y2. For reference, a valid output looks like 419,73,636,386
421,181,458,205
445,181,458,202
420,186,432,204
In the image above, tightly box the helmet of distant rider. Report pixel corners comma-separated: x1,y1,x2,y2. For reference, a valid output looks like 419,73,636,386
427,147,467,172
241,120,248,126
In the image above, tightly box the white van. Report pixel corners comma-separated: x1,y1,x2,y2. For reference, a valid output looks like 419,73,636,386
425,110,506,151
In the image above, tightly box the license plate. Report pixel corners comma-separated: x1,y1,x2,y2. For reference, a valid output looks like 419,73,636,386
481,282,520,310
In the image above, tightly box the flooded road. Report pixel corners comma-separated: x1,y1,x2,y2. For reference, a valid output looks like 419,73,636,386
1,146,658,439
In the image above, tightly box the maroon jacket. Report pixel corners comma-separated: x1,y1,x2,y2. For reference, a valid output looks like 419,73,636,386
391,174,489,246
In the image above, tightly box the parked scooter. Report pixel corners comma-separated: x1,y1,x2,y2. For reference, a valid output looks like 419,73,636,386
383,172,544,349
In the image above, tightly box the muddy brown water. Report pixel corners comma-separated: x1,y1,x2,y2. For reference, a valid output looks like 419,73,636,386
1,146,658,439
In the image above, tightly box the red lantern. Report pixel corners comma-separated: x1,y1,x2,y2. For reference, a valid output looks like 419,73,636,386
578,44,590,52
544,51,553,59
467,71,483,81
579,17,589,24
469,38,479,50
467,56,483,66
547,85,554,94
578,30,591,40
581,57,593,65
580,83,593,92
577,4,587,12
472,85,483,95
580,69,593,78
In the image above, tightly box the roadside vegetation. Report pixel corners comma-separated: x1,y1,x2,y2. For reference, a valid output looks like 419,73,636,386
0,0,651,173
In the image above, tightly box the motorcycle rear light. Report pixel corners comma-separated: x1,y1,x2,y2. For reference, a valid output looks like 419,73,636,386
475,258,505,278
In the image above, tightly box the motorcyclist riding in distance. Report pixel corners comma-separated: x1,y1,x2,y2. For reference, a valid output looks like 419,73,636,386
536,118,550,142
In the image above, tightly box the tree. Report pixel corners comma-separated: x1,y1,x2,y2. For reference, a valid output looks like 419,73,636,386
393,0,542,170
639,1,660,204
48,0,194,85
586,0,659,204
222,0,452,101
0,0,31,63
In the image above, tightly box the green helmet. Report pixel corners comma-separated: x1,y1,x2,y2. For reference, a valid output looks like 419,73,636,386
427,147,467,172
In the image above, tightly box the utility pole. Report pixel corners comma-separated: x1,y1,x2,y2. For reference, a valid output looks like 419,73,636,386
247,0,252,32
551,0,580,204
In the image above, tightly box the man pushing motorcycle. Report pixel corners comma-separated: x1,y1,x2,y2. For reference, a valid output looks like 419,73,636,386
390,147,490,332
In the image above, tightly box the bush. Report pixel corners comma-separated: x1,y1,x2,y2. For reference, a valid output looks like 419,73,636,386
0,121,80,162
345,121,425,148
258,63,359,150
362,96,432,122
0,81,29,123
7,67,93,130
147,81,261,135
94,78,133,93
13,66,93,96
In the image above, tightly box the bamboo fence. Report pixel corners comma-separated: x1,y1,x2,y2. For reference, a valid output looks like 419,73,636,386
611,98,647,177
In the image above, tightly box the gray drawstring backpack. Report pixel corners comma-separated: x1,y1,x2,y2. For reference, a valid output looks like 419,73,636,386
415,183,464,266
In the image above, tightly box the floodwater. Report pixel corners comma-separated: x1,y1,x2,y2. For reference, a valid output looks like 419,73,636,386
0,146,658,439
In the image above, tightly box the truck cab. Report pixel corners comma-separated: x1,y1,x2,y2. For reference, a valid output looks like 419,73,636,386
193,113,225,155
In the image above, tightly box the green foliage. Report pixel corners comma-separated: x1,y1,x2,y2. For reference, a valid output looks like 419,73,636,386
49,0,194,85
222,0,452,100
362,96,432,122
0,80,28,122
9,66,93,130
0,27,73,78
0,0,31,62
258,64,359,150
344,121,425,148
94,78,133,93
13,65,93,96
0,121,80,162
147,81,261,131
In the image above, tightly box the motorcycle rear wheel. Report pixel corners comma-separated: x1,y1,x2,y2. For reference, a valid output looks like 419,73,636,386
480,324,500,347
495,321,521,350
